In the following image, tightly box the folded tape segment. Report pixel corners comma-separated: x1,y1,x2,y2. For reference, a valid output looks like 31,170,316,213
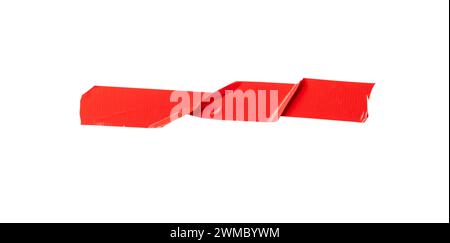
80,78,375,128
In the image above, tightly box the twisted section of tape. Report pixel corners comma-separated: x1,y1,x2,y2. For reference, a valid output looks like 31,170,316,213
80,78,375,128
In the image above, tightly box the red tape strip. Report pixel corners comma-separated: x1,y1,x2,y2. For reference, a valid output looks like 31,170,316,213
80,78,375,128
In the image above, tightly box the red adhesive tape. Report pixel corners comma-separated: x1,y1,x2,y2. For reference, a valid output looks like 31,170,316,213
80,78,375,128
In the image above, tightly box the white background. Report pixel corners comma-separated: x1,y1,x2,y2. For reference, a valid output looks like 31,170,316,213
0,0,448,223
